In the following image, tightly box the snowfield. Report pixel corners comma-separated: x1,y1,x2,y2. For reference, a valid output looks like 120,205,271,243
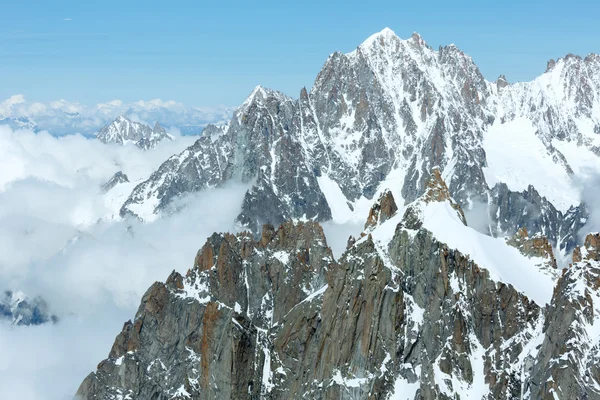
483,117,578,212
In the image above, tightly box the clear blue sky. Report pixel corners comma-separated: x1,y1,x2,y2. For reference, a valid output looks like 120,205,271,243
0,0,598,107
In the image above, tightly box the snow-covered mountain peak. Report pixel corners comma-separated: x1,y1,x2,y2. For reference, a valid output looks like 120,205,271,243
152,121,166,132
118,28,600,256
356,27,399,49
96,115,172,149
237,85,292,115
409,31,427,46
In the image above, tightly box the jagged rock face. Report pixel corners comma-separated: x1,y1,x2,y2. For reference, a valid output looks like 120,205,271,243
136,122,173,150
496,75,509,90
506,227,558,270
364,189,398,229
119,28,599,247
121,87,331,228
80,188,600,399
402,168,468,230
529,256,600,399
76,221,335,399
573,232,600,263
0,290,58,326
101,171,129,193
97,116,172,149
120,134,232,218
200,124,225,141
308,30,492,206
499,53,600,145
488,183,588,253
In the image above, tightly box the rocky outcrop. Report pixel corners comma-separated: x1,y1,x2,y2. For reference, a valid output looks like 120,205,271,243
77,221,334,399
401,167,468,231
496,74,509,90
528,237,600,399
364,190,398,229
573,232,600,263
101,171,129,193
506,227,558,270
488,183,588,253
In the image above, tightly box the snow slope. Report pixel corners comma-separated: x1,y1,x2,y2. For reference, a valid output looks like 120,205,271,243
483,118,577,212
370,198,557,305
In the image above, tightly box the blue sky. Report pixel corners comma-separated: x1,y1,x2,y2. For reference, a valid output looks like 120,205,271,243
0,0,598,107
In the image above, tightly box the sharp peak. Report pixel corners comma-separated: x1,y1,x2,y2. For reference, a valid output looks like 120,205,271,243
241,85,291,108
379,27,397,36
249,84,284,96
358,27,400,48
355,28,433,53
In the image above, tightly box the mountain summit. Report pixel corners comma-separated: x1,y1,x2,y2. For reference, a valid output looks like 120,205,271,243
115,29,597,256
96,116,173,149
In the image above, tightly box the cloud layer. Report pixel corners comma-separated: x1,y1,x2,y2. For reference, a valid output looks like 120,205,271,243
0,126,248,399
0,95,233,136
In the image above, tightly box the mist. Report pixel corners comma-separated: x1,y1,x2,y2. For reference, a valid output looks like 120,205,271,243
0,126,250,399
576,168,600,240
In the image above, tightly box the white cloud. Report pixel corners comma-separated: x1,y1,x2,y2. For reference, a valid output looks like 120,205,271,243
0,94,26,116
0,95,233,136
0,125,251,399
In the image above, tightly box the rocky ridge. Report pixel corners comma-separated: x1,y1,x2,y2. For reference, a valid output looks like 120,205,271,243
76,172,600,399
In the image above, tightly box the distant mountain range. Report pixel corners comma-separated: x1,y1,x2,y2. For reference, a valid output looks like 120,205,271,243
97,116,174,150
0,95,232,136
0,290,58,326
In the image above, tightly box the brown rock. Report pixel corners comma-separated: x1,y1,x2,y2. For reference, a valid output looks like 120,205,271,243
573,233,600,263
423,167,467,225
261,224,276,247
506,228,557,269
364,190,398,229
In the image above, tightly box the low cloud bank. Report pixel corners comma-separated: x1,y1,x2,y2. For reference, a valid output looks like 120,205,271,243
0,126,249,399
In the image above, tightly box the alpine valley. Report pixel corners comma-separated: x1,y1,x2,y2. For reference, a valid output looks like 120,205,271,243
30,28,600,399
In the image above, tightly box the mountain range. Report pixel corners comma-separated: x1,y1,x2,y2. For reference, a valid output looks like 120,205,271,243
0,95,232,136
77,28,600,399
97,116,174,150
114,28,598,255
78,170,600,399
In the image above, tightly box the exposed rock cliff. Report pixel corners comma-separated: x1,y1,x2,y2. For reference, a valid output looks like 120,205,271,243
77,173,600,399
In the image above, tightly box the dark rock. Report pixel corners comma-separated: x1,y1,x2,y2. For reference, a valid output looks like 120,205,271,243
101,171,130,193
